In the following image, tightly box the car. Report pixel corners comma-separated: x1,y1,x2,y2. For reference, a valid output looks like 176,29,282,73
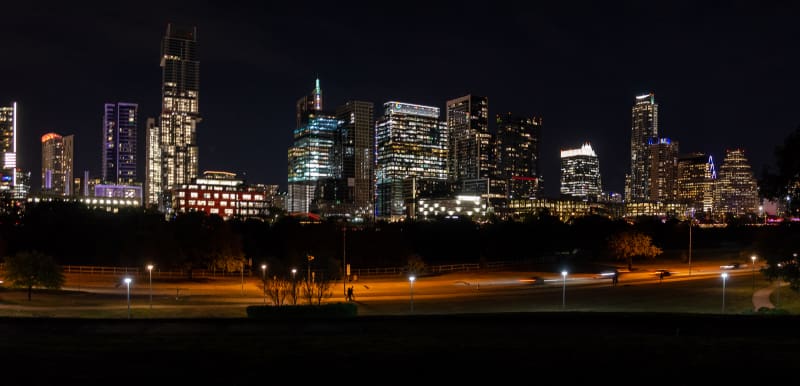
519,276,546,285
720,262,741,270
653,269,671,278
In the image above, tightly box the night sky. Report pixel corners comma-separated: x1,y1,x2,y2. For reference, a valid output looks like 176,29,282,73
3,1,799,197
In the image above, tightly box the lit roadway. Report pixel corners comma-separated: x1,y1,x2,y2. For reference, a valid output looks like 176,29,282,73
42,258,760,317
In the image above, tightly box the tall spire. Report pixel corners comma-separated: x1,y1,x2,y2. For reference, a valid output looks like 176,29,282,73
313,77,322,110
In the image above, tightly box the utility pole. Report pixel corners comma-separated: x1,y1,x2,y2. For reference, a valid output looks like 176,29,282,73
343,226,347,299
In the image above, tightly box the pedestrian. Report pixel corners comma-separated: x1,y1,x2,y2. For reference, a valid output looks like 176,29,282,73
347,286,354,301
612,272,618,287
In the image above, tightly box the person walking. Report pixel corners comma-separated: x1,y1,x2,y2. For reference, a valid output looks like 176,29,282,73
347,286,354,302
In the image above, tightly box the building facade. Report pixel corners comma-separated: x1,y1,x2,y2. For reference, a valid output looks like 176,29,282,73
715,149,759,218
0,102,17,194
677,152,716,215
334,100,375,219
647,137,678,202
102,102,139,185
626,93,658,203
446,95,492,185
287,79,340,215
560,142,602,201
171,171,269,220
41,133,73,196
495,113,542,200
149,23,200,210
375,102,447,220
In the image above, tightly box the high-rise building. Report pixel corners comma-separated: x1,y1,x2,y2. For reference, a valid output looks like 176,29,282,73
715,149,759,217
375,102,447,220
150,23,200,210
335,100,375,218
677,152,716,214
446,95,492,185
626,93,658,203
647,137,678,202
287,78,340,214
145,118,160,206
560,142,602,201
495,113,542,200
0,102,17,193
41,133,73,196
102,102,138,184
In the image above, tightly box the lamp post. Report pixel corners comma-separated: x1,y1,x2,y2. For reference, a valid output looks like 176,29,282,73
261,264,267,305
124,277,132,319
688,213,693,276
342,226,347,299
776,263,783,308
146,264,153,310
721,272,728,314
409,275,416,312
561,271,568,309
751,255,757,292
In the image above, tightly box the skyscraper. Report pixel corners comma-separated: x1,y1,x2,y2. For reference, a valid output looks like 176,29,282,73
560,142,602,201
626,93,658,203
715,149,759,217
0,102,17,193
375,102,447,220
677,152,716,214
335,100,375,218
495,113,542,199
647,137,678,202
287,78,339,214
102,102,138,184
150,23,200,210
145,118,160,206
446,95,492,185
41,133,73,196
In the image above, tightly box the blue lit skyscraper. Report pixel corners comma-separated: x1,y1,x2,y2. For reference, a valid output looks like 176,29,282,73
375,102,448,220
287,78,340,214
102,102,138,184
0,102,17,193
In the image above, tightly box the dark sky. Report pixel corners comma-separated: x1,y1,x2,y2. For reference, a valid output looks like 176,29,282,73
3,1,799,197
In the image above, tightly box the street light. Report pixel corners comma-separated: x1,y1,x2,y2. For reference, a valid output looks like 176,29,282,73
561,271,568,309
409,275,416,312
146,264,153,310
124,277,132,319
292,268,297,281
777,263,783,308
751,255,757,291
261,264,267,305
721,272,728,313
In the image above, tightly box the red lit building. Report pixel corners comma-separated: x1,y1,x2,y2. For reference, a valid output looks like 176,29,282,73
170,171,270,220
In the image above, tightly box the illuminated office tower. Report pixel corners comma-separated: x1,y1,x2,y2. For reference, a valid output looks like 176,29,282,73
102,102,138,184
495,113,542,199
145,118,160,206
677,152,716,214
375,102,447,220
560,142,602,201
41,133,73,196
0,102,17,193
647,137,678,202
626,93,658,202
715,148,759,217
287,78,339,214
151,23,200,210
335,100,375,217
446,95,492,185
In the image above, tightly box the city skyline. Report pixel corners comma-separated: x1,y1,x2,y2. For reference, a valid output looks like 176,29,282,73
2,3,799,198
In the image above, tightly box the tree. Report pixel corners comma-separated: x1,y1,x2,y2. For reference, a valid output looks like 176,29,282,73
759,125,800,216
608,231,663,271
3,250,66,301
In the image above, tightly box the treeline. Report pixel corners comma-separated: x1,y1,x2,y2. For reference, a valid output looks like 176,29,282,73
1,201,798,277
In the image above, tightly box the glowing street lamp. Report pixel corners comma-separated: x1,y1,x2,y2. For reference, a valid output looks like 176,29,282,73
409,275,416,312
561,271,568,309
261,264,267,305
751,255,757,291
146,264,154,310
124,277,132,319
721,272,728,313
777,263,783,308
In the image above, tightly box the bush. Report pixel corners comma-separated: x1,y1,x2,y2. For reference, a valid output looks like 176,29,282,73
246,302,358,320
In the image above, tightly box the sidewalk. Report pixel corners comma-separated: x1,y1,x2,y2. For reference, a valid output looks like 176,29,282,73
752,282,787,310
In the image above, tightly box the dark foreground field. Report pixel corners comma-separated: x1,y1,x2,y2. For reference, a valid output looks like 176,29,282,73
1,312,798,384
